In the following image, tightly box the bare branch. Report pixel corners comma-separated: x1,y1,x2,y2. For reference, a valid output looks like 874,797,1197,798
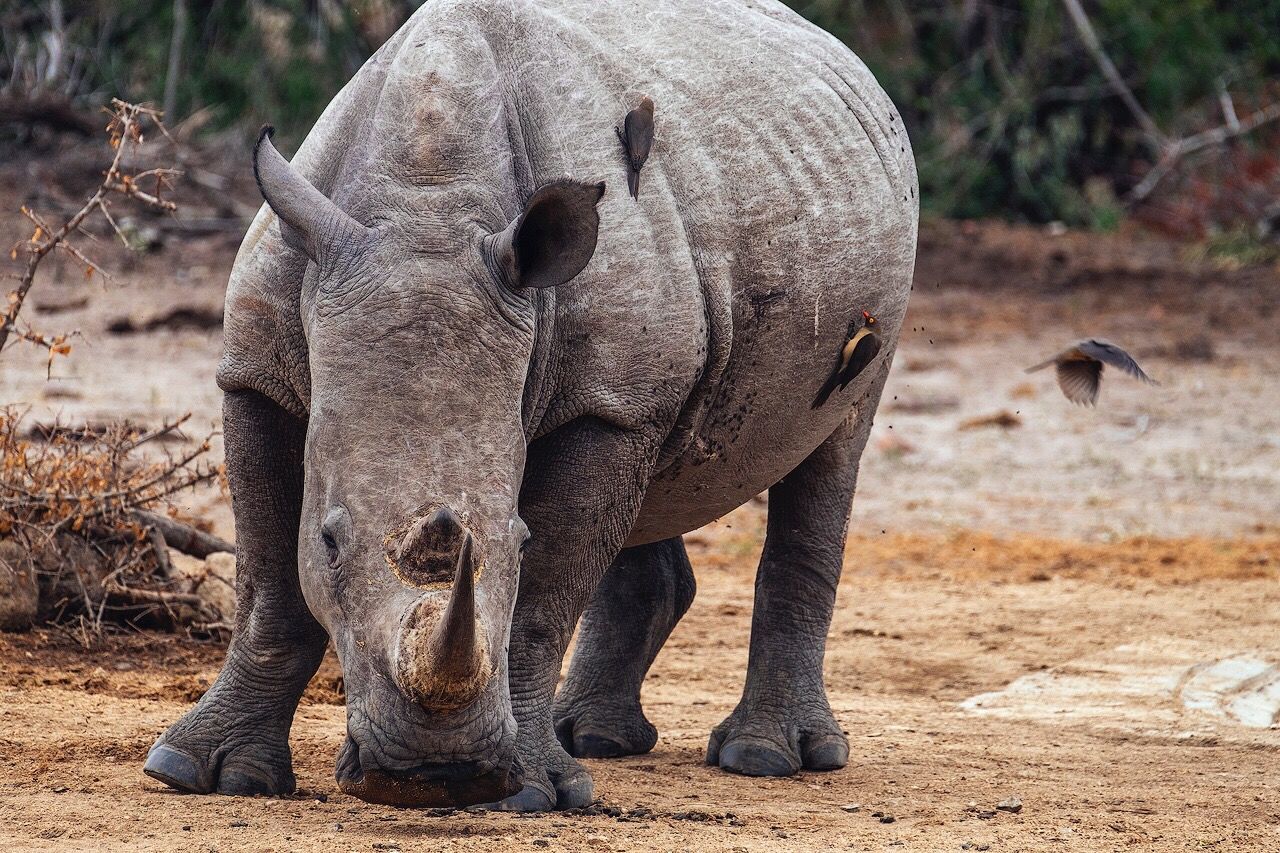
1128,102,1280,203
1,407,226,636
1218,81,1240,133
1058,0,1165,150
1059,0,1280,206
1,99,179,355
132,510,235,558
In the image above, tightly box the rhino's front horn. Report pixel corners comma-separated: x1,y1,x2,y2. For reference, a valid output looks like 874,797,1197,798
252,125,369,260
430,533,484,683
396,533,491,710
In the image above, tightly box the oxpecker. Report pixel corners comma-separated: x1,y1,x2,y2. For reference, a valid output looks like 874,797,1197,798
616,95,656,200
812,311,882,409
1025,339,1157,406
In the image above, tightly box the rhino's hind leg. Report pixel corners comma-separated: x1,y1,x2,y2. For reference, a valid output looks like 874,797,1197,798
144,391,327,796
554,536,696,758
708,409,873,777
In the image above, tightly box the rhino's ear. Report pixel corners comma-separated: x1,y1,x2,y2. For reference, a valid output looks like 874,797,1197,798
252,126,368,261
490,180,606,289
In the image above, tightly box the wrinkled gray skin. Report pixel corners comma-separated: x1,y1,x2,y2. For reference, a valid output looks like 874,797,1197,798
144,0,917,812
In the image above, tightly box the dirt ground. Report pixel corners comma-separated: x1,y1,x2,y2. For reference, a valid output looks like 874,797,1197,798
2,150,1279,851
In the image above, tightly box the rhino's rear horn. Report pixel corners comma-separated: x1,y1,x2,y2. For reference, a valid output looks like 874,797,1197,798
393,506,469,586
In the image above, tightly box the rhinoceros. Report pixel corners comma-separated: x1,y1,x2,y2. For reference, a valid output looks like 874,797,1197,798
144,0,917,812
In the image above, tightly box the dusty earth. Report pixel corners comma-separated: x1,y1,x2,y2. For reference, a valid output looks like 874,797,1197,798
2,145,1280,851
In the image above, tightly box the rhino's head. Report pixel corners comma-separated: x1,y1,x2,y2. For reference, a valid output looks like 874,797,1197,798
252,129,604,807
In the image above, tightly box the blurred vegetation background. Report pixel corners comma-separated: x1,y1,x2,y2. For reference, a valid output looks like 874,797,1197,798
1,0,1277,238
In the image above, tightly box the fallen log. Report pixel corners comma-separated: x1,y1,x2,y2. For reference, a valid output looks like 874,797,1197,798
132,510,234,558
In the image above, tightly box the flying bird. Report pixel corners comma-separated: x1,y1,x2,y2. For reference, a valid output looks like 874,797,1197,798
812,311,882,409
616,95,655,200
1025,339,1157,406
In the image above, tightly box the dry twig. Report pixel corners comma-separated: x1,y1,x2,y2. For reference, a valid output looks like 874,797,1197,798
1,99,181,364
0,407,226,636
1059,0,1280,204
132,509,234,558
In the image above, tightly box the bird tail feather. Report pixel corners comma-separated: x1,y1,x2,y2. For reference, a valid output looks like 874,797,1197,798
811,375,840,409
1024,358,1056,374
627,169,640,200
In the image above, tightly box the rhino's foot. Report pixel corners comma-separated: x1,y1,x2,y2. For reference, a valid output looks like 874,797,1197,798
553,696,658,759
706,701,848,777
144,692,296,796
484,749,594,812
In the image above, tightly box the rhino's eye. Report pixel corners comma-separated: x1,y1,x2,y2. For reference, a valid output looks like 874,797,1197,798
321,528,339,563
320,505,350,568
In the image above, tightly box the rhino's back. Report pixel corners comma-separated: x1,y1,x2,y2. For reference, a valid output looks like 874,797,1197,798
390,0,920,540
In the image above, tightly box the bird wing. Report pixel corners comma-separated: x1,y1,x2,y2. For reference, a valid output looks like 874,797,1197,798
1055,359,1102,406
813,329,881,408
811,372,841,409
1025,346,1084,373
623,109,655,170
839,330,882,389
1077,340,1158,385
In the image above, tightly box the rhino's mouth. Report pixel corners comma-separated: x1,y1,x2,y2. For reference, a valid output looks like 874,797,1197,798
335,734,523,807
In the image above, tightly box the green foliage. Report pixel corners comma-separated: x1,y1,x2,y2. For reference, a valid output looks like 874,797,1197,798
1,0,412,144
1190,227,1280,267
785,0,1280,224
4,0,1277,225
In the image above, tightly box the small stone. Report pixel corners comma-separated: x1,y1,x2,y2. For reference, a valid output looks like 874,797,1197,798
533,841,550,849
879,815,896,824
840,803,861,813
996,797,1023,814
181,825,191,831
585,836,610,849
229,821,248,828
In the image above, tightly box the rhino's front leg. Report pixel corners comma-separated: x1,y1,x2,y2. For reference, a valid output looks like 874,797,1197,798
144,390,328,796
707,409,873,777
490,418,659,812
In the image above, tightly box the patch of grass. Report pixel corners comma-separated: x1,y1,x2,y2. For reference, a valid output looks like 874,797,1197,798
1186,228,1280,269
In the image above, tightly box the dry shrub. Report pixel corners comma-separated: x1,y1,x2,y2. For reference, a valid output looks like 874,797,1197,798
0,407,225,640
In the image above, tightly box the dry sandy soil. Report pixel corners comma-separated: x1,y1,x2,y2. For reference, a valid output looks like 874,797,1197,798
2,148,1279,851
